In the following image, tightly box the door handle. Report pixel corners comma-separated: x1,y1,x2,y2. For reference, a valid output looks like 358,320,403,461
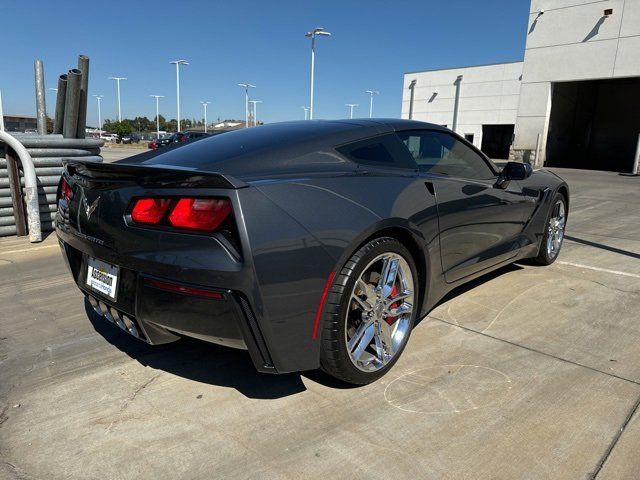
424,182,435,195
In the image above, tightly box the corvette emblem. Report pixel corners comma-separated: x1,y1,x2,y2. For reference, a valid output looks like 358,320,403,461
83,196,100,220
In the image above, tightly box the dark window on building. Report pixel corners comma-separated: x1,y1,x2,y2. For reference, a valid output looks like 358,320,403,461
464,134,474,143
396,130,495,180
337,134,417,170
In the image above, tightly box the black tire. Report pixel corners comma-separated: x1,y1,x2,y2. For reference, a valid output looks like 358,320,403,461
320,237,418,385
531,192,567,266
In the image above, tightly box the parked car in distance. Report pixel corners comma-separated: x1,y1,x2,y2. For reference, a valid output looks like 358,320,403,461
118,133,141,144
148,132,211,149
100,133,118,142
57,119,569,385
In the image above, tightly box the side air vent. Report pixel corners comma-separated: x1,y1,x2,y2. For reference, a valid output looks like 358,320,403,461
238,296,274,369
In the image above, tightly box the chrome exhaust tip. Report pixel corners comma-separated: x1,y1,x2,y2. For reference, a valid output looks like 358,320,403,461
122,315,139,338
87,295,102,316
110,308,126,330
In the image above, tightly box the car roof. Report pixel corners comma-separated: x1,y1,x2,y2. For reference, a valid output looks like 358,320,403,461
125,119,448,179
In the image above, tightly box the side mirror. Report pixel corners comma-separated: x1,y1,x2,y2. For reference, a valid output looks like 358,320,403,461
497,161,532,188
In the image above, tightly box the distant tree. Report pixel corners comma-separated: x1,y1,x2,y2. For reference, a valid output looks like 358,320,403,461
103,119,115,133
112,121,132,138
163,119,176,132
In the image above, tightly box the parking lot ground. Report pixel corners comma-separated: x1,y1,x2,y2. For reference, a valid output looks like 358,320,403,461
99,144,147,163
1,168,639,479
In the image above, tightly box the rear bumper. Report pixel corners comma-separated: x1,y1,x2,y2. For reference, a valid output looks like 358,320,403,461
58,236,276,374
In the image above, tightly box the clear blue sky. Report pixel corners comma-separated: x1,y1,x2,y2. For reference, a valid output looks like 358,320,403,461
1,0,529,125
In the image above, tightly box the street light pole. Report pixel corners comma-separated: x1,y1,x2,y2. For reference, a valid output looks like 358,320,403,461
170,60,189,132
108,77,127,121
150,95,164,139
305,27,331,120
238,83,256,128
93,95,103,137
301,106,309,120
365,90,379,118
200,101,210,132
345,103,358,119
249,100,262,126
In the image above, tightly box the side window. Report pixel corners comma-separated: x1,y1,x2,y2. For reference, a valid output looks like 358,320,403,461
337,134,417,170
397,130,495,180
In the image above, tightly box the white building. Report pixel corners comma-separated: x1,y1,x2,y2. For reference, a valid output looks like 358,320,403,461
401,0,640,172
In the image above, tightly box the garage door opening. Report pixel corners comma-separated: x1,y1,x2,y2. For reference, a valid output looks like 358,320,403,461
481,124,514,160
546,78,640,172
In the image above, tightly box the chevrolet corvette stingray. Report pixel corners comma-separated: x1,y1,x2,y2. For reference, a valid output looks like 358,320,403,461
56,119,568,384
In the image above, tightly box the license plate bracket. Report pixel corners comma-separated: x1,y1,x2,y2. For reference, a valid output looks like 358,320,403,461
86,257,119,300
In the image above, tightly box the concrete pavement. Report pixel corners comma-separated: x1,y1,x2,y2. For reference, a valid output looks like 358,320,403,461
0,168,639,479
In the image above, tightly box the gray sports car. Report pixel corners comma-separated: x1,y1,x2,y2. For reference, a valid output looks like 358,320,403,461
56,119,568,384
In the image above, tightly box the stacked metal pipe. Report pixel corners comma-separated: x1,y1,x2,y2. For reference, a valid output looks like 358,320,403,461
0,55,103,238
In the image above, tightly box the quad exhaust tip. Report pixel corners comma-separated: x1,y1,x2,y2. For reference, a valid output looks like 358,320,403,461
86,295,140,338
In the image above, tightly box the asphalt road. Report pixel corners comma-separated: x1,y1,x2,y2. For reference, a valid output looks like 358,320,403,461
1,168,639,479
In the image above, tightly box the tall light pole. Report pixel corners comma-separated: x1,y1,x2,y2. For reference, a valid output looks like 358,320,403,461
249,100,262,126
346,103,358,119
93,95,103,136
238,83,256,128
150,95,164,139
305,27,331,120
200,101,210,132
170,60,189,132
108,77,127,121
301,106,309,120
365,90,379,118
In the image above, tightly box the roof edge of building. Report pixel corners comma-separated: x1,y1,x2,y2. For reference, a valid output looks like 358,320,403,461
404,59,524,76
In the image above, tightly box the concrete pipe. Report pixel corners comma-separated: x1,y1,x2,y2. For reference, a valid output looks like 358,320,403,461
17,175,61,187
76,55,90,139
0,198,12,207
15,137,103,149
63,69,82,139
0,207,13,216
39,204,57,213
0,225,17,236
0,215,15,226
27,148,99,157
31,158,66,167
34,167,64,176
36,186,58,194
53,74,68,135
0,188,12,197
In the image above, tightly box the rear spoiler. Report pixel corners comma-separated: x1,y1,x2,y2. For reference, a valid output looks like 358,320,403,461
63,160,248,189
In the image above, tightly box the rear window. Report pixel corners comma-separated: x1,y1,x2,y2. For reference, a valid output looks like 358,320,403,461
336,134,417,170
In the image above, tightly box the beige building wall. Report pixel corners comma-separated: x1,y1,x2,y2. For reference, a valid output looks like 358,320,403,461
401,62,523,152
512,0,640,164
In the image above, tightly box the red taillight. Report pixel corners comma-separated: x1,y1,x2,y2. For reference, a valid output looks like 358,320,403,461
130,197,232,232
168,198,231,232
131,198,172,224
59,177,72,201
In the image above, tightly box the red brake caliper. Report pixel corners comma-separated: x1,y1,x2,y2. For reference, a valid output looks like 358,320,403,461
385,284,398,325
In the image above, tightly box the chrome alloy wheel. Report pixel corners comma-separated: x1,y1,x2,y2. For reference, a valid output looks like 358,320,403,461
345,253,414,372
547,200,566,259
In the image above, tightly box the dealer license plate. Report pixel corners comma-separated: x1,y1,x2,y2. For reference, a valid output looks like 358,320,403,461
86,257,119,299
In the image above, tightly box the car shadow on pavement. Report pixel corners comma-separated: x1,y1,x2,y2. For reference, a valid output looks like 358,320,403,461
85,300,354,398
